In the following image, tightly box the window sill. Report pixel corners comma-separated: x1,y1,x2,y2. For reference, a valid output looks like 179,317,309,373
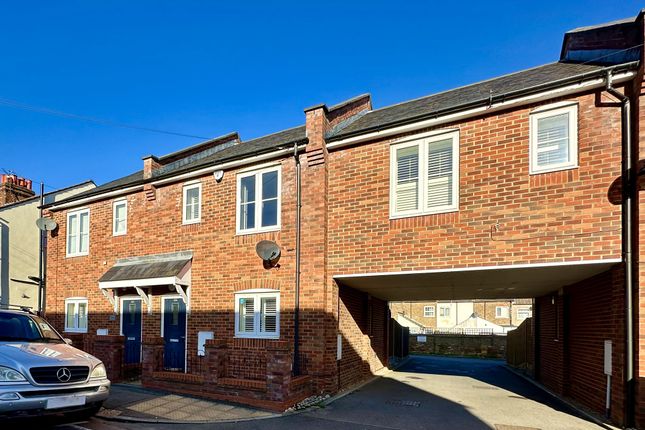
65,253,89,259
529,164,578,175
64,329,88,334
182,219,201,226
234,334,279,340
236,227,280,237
390,208,458,220
112,232,127,237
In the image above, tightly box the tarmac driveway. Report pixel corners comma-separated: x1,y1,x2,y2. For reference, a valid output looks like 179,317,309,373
51,355,603,430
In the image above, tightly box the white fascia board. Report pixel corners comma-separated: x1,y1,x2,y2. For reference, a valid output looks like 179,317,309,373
99,276,179,290
48,185,143,211
47,145,305,212
326,71,636,150
333,258,623,280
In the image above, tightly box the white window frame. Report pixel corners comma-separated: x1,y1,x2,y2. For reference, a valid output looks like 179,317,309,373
423,305,435,318
517,308,532,320
182,182,202,225
439,305,451,317
390,130,459,219
236,165,281,235
234,289,280,339
66,208,90,257
64,298,88,333
529,103,578,174
496,306,509,318
112,199,127,236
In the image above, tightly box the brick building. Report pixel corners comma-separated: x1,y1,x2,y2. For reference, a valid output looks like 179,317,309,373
42,9,645,427
390,299,533,332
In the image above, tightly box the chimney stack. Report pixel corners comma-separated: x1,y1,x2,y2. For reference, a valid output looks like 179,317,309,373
0,174,36,206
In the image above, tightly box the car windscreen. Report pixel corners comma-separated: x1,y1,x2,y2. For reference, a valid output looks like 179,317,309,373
0,313,63,343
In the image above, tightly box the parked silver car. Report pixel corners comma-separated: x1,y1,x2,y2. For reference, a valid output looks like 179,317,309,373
0,308,110,419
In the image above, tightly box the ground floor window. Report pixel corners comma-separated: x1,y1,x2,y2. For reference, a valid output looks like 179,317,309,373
65,298,88,333
234,290,279,338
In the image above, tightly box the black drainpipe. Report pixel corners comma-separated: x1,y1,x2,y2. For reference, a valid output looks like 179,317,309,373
605,71,635,427
293,141,301,376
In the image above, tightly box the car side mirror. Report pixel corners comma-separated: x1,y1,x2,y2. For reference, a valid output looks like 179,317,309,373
64,338,73,345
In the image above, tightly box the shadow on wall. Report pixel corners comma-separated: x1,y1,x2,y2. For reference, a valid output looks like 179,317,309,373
40,306,391,411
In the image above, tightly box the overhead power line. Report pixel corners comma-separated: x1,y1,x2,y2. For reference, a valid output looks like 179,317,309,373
0,96,209,140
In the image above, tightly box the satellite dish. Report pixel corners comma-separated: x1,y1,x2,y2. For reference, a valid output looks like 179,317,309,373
255,240,281,269
36,217,58,231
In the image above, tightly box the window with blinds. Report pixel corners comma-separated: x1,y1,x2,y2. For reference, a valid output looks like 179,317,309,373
235,291,280,338
182,182,202,224
530,104,578,174
391,131,459,218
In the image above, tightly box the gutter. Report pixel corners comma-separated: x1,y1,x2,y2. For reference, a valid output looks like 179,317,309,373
327,63,638,149
45,142,307,211
605,72,635,428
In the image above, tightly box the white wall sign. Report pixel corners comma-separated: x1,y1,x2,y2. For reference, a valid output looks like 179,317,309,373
96,328,108,336
417,335,427,343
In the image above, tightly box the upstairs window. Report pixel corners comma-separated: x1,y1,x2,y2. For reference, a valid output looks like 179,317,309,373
423,305,435,318
237,166,281,234
517,308,532,320
66,209,90,257
439,305,451,317
234,290,279,338
496,306,510,318
391,131,459,218
530,103,578,174
113,199,127,236
65,298,88,333
182,182,202,224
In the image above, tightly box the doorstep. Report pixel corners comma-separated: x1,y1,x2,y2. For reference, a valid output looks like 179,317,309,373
97,383,278,424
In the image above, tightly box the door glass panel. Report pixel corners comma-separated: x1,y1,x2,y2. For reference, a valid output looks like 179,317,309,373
171,301,179,326
129,302,136,325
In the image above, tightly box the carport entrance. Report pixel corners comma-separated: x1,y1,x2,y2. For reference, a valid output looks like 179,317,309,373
334,258,624,426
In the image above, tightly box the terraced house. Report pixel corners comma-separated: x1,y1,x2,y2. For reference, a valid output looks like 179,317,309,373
43,10,645,427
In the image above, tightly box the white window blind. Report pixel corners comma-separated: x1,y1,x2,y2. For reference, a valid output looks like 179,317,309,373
427,139,453,209
395,145,419,213
530,104,578,174
235,291,280,338
391,131,459,218
183,183,201,224
536,113,569,166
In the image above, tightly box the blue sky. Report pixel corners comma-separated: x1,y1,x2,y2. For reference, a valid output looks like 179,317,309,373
0,1,642,189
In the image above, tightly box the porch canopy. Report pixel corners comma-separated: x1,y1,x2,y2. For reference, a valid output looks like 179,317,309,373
334,259,621,301
98,251,192,313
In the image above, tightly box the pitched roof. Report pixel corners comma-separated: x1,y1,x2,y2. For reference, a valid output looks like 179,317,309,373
328,61,638,140
50,58,639,208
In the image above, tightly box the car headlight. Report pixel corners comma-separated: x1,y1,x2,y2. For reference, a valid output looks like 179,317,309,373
0,366,26,383
90,363,107,379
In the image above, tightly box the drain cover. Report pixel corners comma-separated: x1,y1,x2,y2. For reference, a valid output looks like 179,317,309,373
386,400,421,407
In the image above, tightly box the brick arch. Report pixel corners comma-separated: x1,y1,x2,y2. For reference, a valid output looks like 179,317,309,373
232,279,282,292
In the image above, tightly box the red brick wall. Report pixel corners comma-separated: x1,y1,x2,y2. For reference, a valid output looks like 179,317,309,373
536,267,625,424
338,286,388,388
327,92,623,275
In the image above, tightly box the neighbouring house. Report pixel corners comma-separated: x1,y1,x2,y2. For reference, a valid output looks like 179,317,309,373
0,175,94,310
390,299,533,333
41,9,645,426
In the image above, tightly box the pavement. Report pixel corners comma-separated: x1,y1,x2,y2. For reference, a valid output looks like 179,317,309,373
45,355,605,429
97,383,276,423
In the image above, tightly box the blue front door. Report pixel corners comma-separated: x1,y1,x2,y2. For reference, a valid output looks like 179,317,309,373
163,297,186,371
122,299,142,364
